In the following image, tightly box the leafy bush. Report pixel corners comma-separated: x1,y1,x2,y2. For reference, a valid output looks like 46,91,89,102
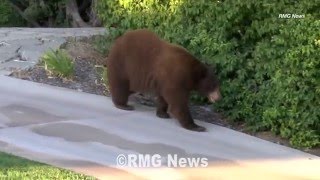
97,0,320,148
92,33,112,56
41,49,74,78
0,0,26,27
1,0,99,27
21,0,70,27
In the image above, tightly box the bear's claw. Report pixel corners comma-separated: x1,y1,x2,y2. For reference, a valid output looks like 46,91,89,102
185,125,206,132
192,126,206,132
156,111,171,119
115,104,135,111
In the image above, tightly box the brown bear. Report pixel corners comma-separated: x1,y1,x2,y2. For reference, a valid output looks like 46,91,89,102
106,29,221,132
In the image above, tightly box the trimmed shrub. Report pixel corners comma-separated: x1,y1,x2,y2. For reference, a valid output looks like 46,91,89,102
97,0,320,148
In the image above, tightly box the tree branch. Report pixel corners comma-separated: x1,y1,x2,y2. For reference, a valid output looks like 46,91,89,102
8,2,41,27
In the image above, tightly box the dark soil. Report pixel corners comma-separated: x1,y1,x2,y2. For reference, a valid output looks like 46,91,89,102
11,58,107,96
9,38,319,157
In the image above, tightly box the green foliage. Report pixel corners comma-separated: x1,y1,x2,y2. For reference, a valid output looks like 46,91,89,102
97,0,320,148
190,92,210,105
102,67,108,86
0,0,71,27
95,65,109,87
0,0,26,27
41,49,74,79
0,152,95,179
92,34,112,56
0,0,12,25
23,0,69,27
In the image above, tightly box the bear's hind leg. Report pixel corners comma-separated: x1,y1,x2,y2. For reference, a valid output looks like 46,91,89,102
110,79,134,111
156,96,170,119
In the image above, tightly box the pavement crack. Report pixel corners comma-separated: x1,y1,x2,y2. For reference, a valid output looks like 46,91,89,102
15,46,22,53
37,37,51,45
1,46,26,64
1,55,19,64
0,41,10,47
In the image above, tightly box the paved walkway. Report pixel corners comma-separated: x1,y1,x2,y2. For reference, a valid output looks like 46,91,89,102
0,28,106,75
0,75,319,180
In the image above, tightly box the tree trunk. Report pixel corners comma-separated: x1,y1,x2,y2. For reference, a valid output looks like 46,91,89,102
79,0,91,12
66,0,90,27
89,0,102,27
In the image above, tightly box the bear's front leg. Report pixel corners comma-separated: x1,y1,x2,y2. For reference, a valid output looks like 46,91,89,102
163,89,206,132
170,105,206,132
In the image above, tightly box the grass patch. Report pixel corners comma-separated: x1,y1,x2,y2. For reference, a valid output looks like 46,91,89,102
0,152,96,179
41,49,74,79
95,65,108,86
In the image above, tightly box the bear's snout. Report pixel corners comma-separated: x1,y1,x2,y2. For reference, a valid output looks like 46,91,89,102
208,90,221,102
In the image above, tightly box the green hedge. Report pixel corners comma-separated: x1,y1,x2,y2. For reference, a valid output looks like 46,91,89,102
97,0,320,149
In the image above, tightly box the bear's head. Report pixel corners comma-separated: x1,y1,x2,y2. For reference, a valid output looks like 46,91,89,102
196,66,221,103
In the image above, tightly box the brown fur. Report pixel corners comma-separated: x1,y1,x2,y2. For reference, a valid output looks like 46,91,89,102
106,29,221,132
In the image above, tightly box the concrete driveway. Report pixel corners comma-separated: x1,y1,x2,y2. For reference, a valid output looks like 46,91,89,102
0,75,319,180
0,28,106,76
